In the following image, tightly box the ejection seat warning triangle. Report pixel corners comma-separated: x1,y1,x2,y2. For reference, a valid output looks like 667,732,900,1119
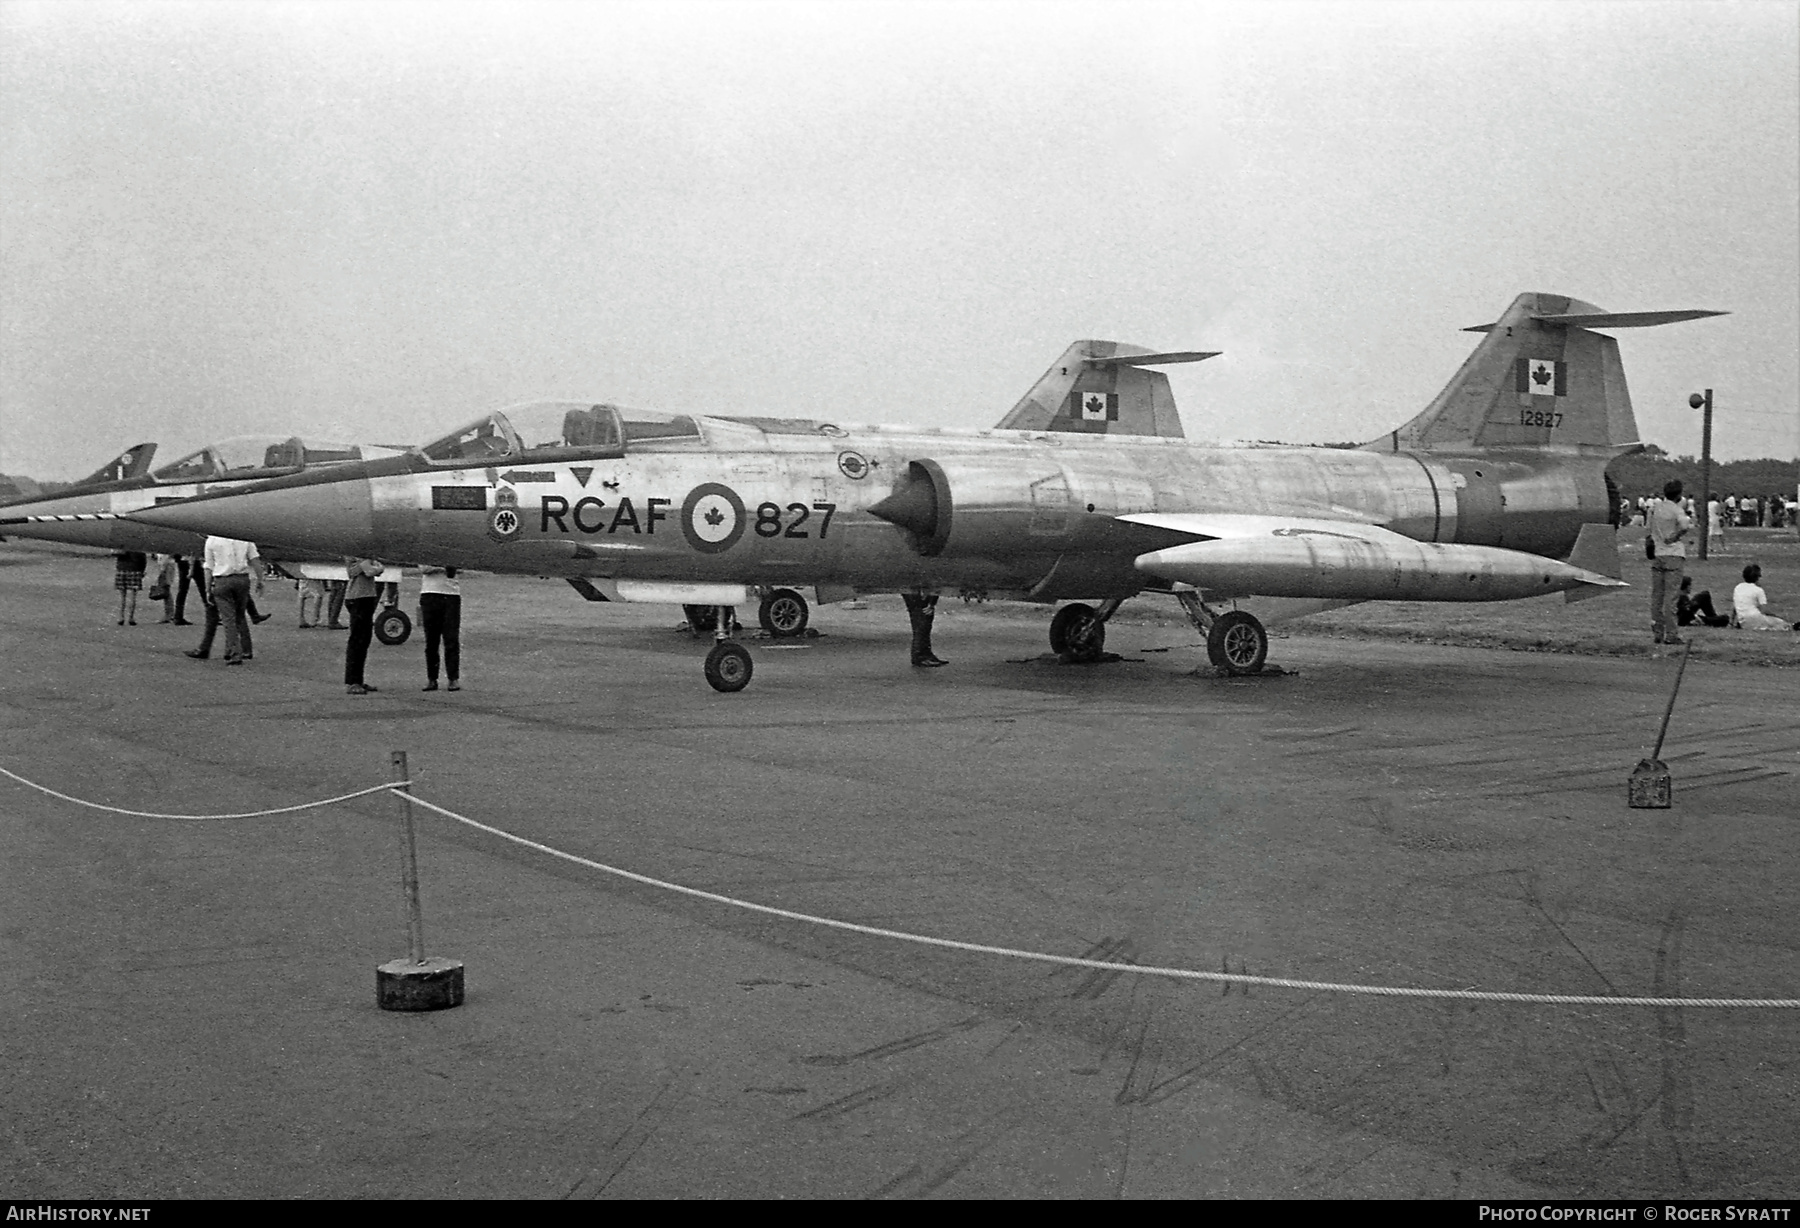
571,467,594,487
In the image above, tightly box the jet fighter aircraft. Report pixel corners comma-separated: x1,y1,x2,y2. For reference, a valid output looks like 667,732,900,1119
127,292,1722,691
0,442,160,538
2,434,419,641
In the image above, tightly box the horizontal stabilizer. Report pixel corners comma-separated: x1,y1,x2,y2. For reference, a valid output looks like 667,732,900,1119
1532,310,1728,329
1087,351,1221,367
1465,308,1728,332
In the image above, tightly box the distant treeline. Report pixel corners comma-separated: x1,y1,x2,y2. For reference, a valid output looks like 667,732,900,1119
1605,448,1798,503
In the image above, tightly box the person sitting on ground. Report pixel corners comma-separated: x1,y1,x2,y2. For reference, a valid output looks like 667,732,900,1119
1732,564,1800,632
1676,576,1730,628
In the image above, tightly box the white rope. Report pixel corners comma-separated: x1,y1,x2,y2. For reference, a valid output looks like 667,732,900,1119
394,790,1800,1010
0,765,406,820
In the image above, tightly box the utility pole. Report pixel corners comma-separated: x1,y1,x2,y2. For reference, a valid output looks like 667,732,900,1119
1689,390,1713,559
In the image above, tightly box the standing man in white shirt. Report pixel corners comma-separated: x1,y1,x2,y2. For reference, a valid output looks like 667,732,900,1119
418,566,463,692
187,535,264,665
1647,479,1693,646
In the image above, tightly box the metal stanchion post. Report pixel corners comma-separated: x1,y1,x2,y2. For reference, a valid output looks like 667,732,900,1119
1691,390,1713,560
375,750,465,1010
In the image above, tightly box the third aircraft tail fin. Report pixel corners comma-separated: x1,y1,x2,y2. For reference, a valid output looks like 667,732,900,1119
76,442,158,486
1364,293,1725,455
996,342,1218,438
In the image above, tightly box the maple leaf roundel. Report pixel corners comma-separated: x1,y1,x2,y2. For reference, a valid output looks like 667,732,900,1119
680,483,747,554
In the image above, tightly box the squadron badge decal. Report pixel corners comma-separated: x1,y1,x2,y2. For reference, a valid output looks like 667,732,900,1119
680,483,746,554
487,486,523,542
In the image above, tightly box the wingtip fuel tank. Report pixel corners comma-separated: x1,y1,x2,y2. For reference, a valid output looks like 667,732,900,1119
1133,533,1628,603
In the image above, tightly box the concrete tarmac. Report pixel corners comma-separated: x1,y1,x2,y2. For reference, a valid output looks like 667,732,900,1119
3,550,1797,1199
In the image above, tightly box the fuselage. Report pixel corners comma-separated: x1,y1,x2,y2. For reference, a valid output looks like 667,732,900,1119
139,412,1615,603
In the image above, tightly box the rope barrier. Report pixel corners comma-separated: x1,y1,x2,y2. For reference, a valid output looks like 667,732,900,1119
0,765,406,820
393,790,1800,1010
7,760,1793,1008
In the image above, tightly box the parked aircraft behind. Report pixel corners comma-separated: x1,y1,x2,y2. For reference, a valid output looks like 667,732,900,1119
1,434,419,641
0,435,400,556
128,293,1723,690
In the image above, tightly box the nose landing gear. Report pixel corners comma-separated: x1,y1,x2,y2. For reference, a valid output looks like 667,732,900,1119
704,604,754,692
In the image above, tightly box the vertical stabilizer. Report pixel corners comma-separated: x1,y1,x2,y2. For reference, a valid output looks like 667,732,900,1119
76,442,158,486
995,342,1217,438
1366,294,1724,453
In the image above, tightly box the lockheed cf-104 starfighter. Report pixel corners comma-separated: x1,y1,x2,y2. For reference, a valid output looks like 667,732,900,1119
2,434,421,642
127,292,1722,690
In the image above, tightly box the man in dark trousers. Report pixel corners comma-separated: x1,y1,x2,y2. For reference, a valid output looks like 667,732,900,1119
903,591,947,667
171,554,195,625
343,557,384,694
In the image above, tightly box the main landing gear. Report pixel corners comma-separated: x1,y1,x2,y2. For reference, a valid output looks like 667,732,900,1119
1176,593,1268,675
1048,598,1124,663
757,587,809,638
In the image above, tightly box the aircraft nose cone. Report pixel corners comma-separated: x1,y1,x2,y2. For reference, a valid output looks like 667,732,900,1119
128,476,378,556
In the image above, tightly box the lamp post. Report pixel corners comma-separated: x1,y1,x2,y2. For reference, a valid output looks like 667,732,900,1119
1689,390,1713,559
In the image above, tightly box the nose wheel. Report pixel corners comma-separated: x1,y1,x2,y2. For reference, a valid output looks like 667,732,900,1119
703,604,754,692
375,605,412,646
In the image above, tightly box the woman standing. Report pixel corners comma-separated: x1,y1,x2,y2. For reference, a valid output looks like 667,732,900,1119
343,557,384,694
419,566,462,692
114,551,146,625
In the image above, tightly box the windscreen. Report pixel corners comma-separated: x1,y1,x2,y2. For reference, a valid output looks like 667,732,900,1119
153,436,364,481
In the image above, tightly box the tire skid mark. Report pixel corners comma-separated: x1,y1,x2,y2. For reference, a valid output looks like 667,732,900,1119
1515,871,1621,997
867,1105,1026,1199
1134,994,1323,1109
790,1076,910,1122
1113,985,1161,1107
562,1076,685,1200
1655,906,1695,1193
1067,938,1137,1000
800,1015,984,1068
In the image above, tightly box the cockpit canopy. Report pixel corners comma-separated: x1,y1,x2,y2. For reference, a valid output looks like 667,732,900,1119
416,401,701,466
151,435,368,483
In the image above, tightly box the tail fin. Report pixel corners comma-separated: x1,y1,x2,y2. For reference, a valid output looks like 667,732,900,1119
995,342,1218,438
76,442,157,486
1365,294,1725,453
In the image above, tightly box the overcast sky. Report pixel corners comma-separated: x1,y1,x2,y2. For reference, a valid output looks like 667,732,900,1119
3,0,1795,479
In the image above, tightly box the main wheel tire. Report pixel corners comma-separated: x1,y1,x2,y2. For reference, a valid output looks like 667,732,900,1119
375,606,412,646
1049,602,1105,663
704,641,754,692
683,604,718,633
1207,610,1267,675
758,588,809,637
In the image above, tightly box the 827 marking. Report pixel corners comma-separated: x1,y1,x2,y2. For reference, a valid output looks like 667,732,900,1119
755,501,837,539
1519,409,1563,429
